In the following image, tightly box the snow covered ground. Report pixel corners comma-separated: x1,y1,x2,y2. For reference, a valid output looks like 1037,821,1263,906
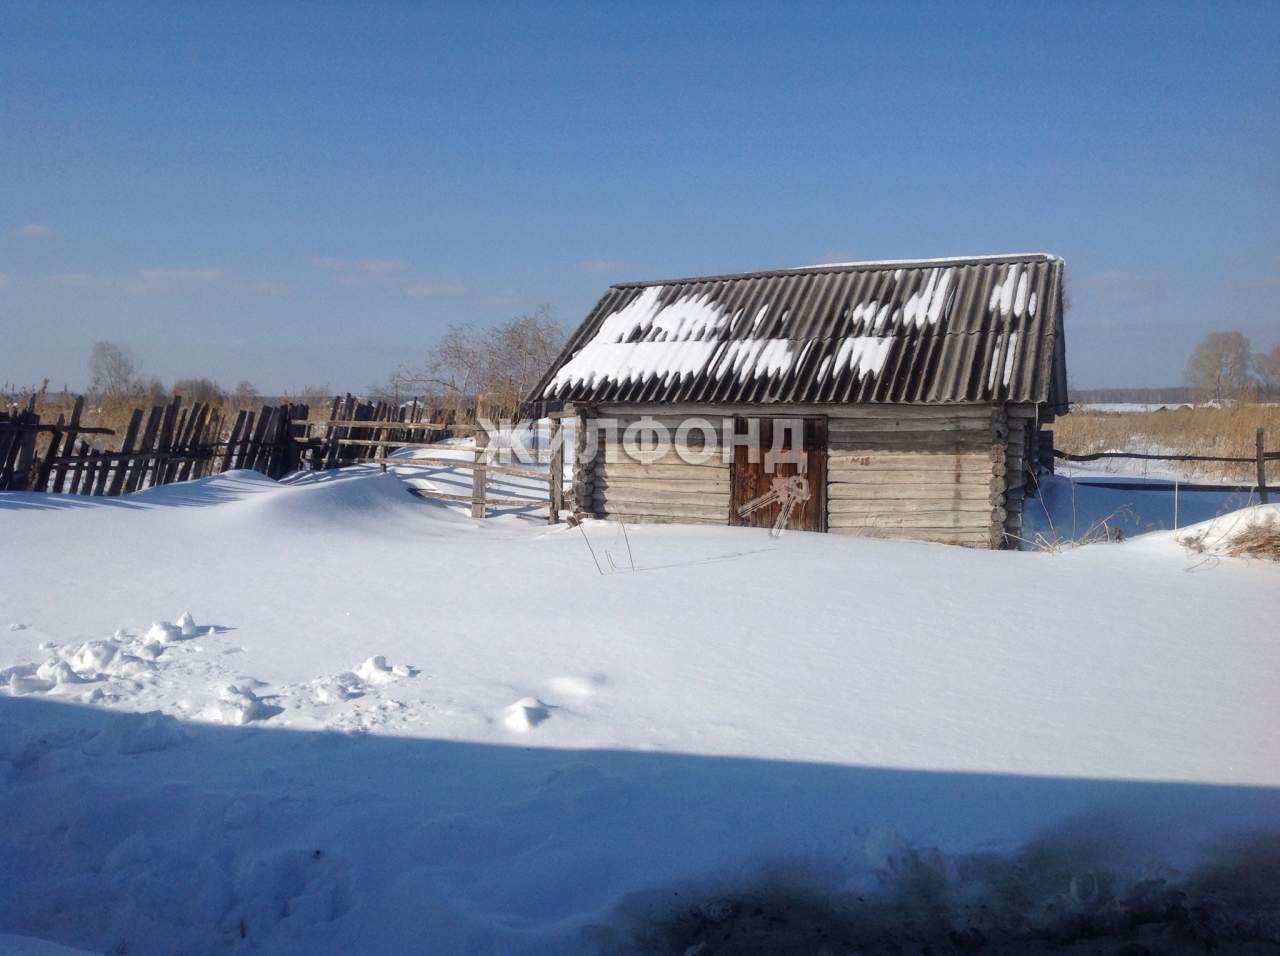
1,466,1278,954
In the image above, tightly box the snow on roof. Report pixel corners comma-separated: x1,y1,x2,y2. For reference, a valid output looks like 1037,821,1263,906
529,254,1067,408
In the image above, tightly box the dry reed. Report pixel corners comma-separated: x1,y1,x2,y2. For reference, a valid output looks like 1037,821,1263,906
1055,404,1280,482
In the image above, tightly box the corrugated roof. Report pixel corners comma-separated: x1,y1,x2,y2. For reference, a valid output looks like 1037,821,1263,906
526,254,1067,411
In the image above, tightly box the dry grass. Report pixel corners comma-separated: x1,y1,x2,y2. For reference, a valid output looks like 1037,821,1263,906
3,389,263,457
1223,517,1280,560
1055,404,1280,481
1181,512,1280,562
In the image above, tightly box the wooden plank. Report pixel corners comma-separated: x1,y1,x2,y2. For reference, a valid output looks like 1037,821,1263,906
827,417,992,433
593,511,725,526
193,410,220,479
827,451,995,466
596,459,729,477
470,428,488,519
548,418,563,525
244,406,273,474
594,486,729,506
827,433,994,452
221,410,247,474
830,526,994,545
84,447,105,496
829,499,996,515
370,456,555,481
1258,428,1269,504
594,476,731,494
161,404,192,485
829,510,998,528
0,419,16,491
409,488,548,508
91,429,119,496
597,446,731,467
177,404,209,482
0,421,114,435
249,406,280,476
33,412,66,492
307,419,449,431
106,408,144,496
234,410,257,470
828,483,996,500
588,500,727,521
69,439,90,494
12,413,40,491
828,473,996,489
124,405,164,494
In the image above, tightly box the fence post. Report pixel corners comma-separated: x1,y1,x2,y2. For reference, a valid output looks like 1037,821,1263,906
1258,428,1269,505
470,425,488,519
548,416,563,525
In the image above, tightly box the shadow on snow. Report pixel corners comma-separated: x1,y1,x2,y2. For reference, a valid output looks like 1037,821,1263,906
1,694,1277,955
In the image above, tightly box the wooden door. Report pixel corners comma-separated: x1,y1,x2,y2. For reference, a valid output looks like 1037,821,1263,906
729,417,827,532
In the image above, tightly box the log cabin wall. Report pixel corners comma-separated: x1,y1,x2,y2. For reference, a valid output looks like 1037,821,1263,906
584,402,1019,546
825,403,1004,548
581,408,731,524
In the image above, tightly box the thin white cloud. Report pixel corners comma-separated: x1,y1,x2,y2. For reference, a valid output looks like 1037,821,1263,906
405,279,466,297
39,267,279,294
314,254,464,298
135,267,223,289
11,223,53,239
575,259,632,274
0,272,11,290
356,259,404,276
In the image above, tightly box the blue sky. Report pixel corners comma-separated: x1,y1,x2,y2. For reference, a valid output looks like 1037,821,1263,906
2,1,1277,392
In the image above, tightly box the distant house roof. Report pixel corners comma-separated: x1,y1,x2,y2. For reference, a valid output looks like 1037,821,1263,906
526,253,1068,413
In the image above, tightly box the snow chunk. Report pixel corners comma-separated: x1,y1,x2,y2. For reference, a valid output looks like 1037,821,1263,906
211,684,276,726
502,697,552,732
35,659,88,685
176,611,199,637
4,666,54,696
355,655,416,683
145,621,182,643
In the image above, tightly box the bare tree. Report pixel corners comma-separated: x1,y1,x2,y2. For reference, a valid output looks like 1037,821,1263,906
89,341,138,396
388,307,564,419
1185,331,1253,402
231,380,259,408
1254,343,1280,401
137,376,168,403
173,377,224,403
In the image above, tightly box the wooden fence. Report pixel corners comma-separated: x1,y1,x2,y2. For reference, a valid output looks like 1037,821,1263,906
1053,427,1276,503
2,392,569,522
1,394,313,494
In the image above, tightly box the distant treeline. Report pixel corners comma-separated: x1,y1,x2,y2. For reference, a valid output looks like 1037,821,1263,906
1071,386,1194,404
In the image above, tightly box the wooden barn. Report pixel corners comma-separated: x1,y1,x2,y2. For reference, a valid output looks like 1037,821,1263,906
524,254,1068,547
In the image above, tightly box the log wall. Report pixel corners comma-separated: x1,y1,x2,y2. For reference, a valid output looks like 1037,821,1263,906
584,411,731,524
579,402,1033,547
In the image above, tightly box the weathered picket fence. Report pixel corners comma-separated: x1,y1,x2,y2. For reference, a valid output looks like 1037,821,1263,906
2,393,567,521
0,394,312,494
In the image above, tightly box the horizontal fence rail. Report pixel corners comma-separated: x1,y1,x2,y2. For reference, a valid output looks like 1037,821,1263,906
1053,426,1273,504
1054,450,1280,463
